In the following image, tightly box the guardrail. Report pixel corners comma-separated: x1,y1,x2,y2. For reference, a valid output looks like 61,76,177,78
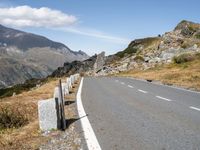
38,73,80,131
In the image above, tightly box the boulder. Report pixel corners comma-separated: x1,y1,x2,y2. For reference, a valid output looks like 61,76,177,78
94,52,106,72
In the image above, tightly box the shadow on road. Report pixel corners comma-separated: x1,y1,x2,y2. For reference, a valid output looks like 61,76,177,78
64,101,75,105
66,114,88,128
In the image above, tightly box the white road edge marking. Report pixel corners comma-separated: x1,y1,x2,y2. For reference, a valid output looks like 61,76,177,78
77,78,102,150
128,85,134,88
121,82,125,85
138,89,148,93
190,106,200,112
156,96,172,102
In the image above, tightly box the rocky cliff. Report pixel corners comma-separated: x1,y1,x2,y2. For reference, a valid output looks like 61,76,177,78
50,52,107,77
0,25,89,88
50,54,97,77
95,20,200,75
31,20,200,78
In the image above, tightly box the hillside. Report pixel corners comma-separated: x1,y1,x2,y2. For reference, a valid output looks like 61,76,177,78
55,20,199,91
118,53,200,91
101,20,198,73
50,52,106,77
0,77,81,149
0,25,89,88
89,20,199,71
101,20,200,90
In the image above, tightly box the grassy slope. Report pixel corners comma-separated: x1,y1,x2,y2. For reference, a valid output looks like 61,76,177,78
0,78,48,99
0,77,81,150
118,58,200,91
115,37,160,58
0,78,58,149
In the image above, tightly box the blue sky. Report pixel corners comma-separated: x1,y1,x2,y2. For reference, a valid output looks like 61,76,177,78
0,0,200,56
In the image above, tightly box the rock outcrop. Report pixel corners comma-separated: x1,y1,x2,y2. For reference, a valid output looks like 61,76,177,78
95,20,200,75
50,55,97,77
29,20,200,78
93,52,106,73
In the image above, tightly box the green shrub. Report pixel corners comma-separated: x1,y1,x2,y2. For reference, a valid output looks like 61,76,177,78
181,43,188,49
0,78,48,98
115,37,160,58
116,47,138,58
134,55,144,62
195,33,200,39
0,104,29,129
188,26,196,32
173,53,196,64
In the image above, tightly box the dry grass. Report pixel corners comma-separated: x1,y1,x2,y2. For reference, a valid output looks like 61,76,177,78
64,81,79,118
118,59,200,91
39,79,81,150
0,102,34,129
0,77,81,150
0,78,61,150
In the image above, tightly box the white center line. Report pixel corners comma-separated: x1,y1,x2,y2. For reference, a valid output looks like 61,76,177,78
138,89,148,93
115,80,119,82
190,106,200,112
156,96,172,102
128,85,134,88
121,82,125,85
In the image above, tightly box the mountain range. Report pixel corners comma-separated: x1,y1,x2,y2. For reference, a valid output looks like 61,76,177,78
0,25,88,88
1,20,200,89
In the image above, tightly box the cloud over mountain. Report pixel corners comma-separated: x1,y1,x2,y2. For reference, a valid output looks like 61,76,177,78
0,5,77,28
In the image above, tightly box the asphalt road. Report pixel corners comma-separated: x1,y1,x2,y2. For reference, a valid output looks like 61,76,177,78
81,77,200,150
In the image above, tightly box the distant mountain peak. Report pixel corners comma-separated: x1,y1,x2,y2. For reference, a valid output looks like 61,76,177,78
76,50,88,56
173,20,200,38
0,24,68,51
174,20,200,31
0,24,89,89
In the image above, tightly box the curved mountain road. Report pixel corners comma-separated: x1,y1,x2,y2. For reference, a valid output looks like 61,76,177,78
81,77,200,150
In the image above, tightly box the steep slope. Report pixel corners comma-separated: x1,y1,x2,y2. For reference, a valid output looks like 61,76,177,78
17,20,200,83
50,54,98,77
89,20,200,90
95,20,200,75
50,52,107,77
0,25,89,88
0,24,68,50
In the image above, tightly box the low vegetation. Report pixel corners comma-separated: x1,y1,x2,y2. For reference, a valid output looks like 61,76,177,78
173,53,200,64
0,78,48,99
115,37,160,58
116,47,138,58
0,103,32,130
118,52,200,91
195,33,200,39
181,42,190,49
0,78,58,149
0,77,81,150
134,55,144,62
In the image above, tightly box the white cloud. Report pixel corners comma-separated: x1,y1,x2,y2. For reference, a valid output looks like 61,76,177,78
0,5,77,27
0,5,130,45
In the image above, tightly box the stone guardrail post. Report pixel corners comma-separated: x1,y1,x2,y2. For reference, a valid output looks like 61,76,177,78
38,74,80,131
62,82,69,95
38,98,58,131
70,75,74,85
67,77,72,89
